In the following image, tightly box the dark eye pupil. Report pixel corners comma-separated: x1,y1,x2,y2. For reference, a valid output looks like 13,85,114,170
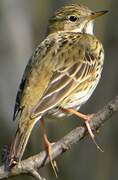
69,15,77,22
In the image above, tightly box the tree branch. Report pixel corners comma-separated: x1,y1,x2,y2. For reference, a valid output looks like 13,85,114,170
0,95,118,179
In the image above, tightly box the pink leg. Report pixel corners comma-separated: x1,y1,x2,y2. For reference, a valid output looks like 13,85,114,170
62,108,103,152
40,118,58,177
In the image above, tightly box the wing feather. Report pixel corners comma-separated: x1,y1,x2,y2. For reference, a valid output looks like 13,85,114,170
31,47,99,118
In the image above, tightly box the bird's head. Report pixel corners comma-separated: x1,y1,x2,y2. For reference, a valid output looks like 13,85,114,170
48,4,108,35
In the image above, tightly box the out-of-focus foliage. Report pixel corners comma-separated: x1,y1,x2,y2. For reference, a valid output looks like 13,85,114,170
0,0,118,180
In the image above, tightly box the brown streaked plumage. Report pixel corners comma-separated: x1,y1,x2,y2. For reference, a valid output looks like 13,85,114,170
5,3,108,173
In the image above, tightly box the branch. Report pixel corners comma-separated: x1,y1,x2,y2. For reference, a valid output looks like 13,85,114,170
0,95,118,179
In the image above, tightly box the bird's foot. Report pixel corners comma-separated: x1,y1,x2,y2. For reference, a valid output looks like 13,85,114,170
62,108,103,152
44,134,58,177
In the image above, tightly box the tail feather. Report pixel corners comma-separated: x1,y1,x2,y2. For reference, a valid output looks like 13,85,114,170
7,119,37,168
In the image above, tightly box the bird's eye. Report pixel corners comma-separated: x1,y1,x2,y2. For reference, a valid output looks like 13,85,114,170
68,15,77,22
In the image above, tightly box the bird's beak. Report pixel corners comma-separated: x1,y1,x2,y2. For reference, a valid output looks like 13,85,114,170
87,10,109,20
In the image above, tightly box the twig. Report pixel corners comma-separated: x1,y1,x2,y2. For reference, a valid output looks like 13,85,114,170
0,95,118,179
29,169,47,180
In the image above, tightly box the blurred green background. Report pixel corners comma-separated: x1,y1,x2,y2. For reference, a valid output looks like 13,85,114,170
0,0,118,180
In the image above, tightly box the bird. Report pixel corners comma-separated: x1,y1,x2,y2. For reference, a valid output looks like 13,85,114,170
6,3,108,175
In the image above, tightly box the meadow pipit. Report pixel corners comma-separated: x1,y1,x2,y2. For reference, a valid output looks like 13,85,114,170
5,3,108,175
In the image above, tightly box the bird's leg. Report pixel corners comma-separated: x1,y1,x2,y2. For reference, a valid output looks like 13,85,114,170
40,118,58,177
63,108,94,138
62,108,103,152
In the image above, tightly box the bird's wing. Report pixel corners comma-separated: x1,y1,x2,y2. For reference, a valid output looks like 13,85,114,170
13,35,56,120
13,33,100,120
31,34,100,118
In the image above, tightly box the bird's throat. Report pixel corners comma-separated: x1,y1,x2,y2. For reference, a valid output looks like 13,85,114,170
71,21,94,35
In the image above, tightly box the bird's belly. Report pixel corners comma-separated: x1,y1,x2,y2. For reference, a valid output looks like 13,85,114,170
64,79,99,108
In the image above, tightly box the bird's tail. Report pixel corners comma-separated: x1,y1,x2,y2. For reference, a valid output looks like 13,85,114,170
6,118,37,169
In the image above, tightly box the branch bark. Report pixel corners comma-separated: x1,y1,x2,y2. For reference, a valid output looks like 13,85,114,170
0,95,118,179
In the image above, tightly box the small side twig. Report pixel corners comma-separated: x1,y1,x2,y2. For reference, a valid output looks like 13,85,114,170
29,169,47,180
